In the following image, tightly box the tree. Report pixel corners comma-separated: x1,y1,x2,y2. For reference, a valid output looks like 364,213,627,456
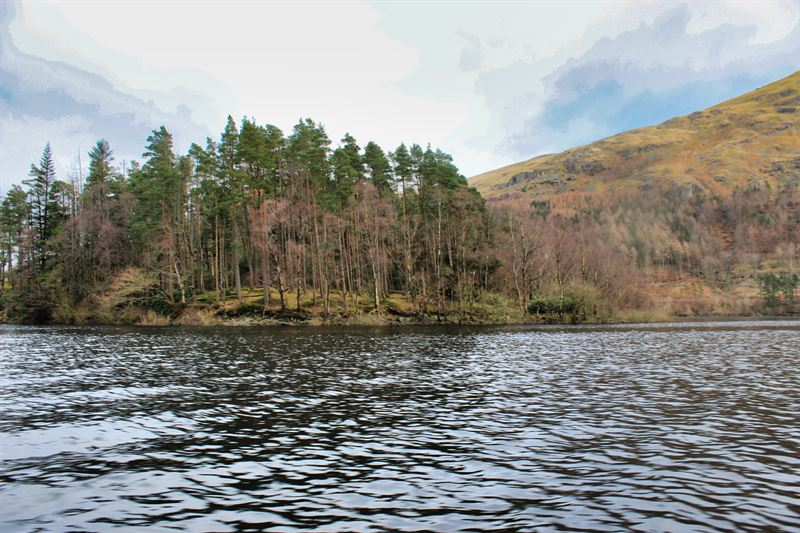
391,143,419,300
286,119,332,189
189,139,225,301
330,133,364,208
24,143,64,271
130,127,181,237
286,119,332,311
86,139,115,189
758,272,799,307
129,126,188,304
363,141,392,196
218,115,247,303
0,186,29,291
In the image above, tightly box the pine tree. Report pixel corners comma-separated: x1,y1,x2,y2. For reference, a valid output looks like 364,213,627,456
129,126,189,303
362,141,392,196
130,126,182,236
0,185,30,290
286,119,332,310
287,118,332,189
330,133,364,208
24,143,64,270
86,139,115,188
219,115,246,303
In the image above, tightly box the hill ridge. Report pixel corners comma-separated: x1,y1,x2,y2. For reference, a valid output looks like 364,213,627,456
471,71,800,201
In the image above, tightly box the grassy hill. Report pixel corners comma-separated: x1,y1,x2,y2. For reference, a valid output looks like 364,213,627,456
471,71,799,201
471,72,799,318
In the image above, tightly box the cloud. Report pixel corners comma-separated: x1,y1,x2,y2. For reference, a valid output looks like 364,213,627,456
0,2,211,191
459,33,483,73
473,3,800,159
1,0,467,190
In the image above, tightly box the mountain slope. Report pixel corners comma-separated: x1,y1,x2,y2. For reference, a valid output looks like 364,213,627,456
472,72,800,201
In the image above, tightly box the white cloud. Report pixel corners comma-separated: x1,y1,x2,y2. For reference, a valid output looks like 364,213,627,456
0,8,210,191
469,1,800,162
8,1,448,137
3,0,470,189
0,114,92,185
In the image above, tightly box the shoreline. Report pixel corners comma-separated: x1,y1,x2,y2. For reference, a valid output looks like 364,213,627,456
2,308,796,328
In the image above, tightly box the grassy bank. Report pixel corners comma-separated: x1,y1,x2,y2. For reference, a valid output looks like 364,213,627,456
39,288,530,327
3,265,795,326
4,283,793,327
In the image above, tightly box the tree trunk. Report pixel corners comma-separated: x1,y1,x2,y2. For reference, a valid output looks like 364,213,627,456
232,220,243,304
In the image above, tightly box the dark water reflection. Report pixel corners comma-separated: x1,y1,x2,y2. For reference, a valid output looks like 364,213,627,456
1,321,799,532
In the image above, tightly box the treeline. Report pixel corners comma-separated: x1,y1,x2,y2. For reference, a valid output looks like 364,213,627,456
1,117,498,322
1,116,798,324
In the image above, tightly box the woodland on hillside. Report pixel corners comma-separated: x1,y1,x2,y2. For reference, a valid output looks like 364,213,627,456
1,116,798,324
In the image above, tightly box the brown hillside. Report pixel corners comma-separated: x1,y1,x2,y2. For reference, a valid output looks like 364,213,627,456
471,71,800,201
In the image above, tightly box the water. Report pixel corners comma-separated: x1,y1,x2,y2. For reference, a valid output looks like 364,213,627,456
1,321,798,532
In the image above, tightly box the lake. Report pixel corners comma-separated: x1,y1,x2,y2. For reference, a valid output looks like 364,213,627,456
1,321,798,532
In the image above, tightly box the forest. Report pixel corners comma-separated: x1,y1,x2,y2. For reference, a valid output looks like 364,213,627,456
1,116,798,325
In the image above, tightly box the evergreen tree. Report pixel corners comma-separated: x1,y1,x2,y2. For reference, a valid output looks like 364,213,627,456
23,143,64,269
0,185,30,290
128,126,191,302
130,126,182,235
218,116,247,303
362,141,392,196
330,133,364,207
286,119,331,187
86,139,115,188
391,143,412,187
236,119,286,198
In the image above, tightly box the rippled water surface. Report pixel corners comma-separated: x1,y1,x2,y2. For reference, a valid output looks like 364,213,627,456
1,321,799,532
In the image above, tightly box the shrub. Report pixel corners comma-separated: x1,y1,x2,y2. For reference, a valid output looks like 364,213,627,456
95,267,167,322
472,292,520,322
528,283,613,323
758,272,799,307
528,296,569,317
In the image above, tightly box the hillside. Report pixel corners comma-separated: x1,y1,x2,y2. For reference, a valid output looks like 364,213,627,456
471,71,800,201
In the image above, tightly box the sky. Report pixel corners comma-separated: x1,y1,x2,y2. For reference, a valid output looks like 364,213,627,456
1,0,798,192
